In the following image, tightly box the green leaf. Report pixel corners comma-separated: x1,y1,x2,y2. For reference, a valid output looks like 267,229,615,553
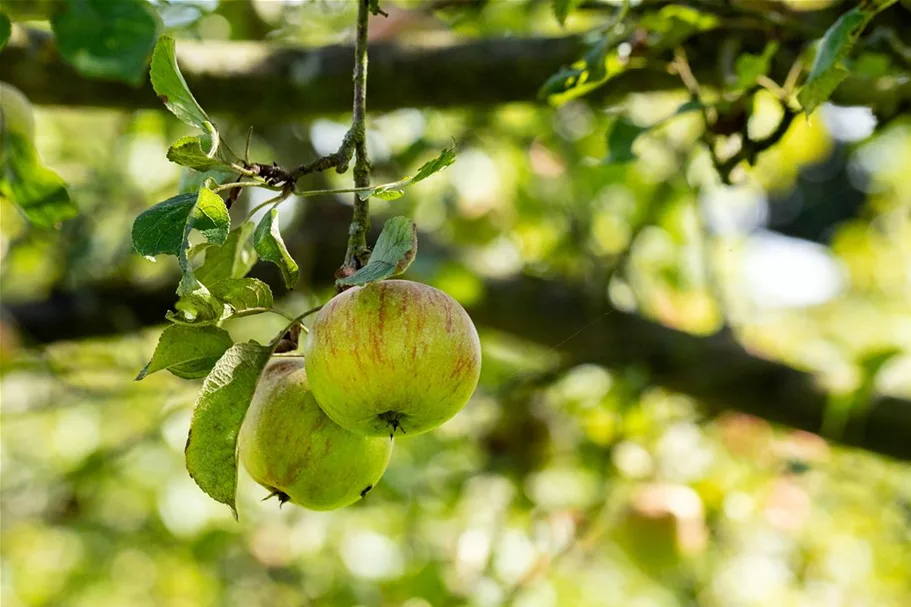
195,223,257,284
131,193,197,257
50,0,160,85
167,135,231,172
409,145,457,186
185,342,272,519
150,35,209,128
372,188,405,201
734,42,779,89
798,7,872,114
605,118,649,164
360,145,457,201
639,6,719,50
0,130,78,228
136,324,233,380
604,101,702,165
131,187,229,258
208,278,273,317
253,209,299,290
169,275,224,325
337,216,417,287
552,0,583,26
0,12,10,52
0,84,78,228
187,185,231,247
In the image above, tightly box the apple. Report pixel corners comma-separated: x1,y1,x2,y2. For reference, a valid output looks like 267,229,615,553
238,359,393,510
303,280,481,437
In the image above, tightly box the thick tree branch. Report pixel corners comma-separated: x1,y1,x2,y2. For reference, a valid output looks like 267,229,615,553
4,17,911,119
2,205,909,461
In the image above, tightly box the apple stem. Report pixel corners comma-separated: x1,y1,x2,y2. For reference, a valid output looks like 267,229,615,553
340,0,373,278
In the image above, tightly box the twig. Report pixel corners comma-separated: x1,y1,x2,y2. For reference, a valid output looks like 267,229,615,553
341,0,373,275
244,189,293,222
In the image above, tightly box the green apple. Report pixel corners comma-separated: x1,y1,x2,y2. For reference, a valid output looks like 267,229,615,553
238,359,393,510
303,279,482,437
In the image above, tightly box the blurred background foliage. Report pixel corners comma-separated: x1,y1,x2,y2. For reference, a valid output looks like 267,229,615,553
1,0,911,606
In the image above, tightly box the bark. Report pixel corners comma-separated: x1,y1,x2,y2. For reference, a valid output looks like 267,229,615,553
4,9,911,120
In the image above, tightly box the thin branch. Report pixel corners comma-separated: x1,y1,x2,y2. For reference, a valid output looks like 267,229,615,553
244,189,293,222
341,0,373,276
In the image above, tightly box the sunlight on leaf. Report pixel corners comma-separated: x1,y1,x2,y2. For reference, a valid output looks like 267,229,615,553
253,209,299,290
150,34,210,128
136,324,234,380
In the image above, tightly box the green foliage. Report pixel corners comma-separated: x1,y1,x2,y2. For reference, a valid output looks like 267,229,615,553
360,145,457,200
5,1,911,604
253,209,299,290
130,187,229,259
150,34,210,129
797,3,892,114
0,84,77,228
337,216,417,287
50,0,160,85
637,5,718,50
0,128,77,228
136,324,233,380
734,42,779,90
185,342,272,519
605,118,649,164
195,223,258,284
0,12,10,51
604,100,702,165
167,135,232,172
132,186,230,325
552,0,583,26
208,277,274,318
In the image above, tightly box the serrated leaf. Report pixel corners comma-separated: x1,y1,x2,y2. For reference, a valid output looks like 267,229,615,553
167,135,231,172
253,209,299,290
337,216,417,287
131,187,229,258
552,0,583,26
136,324,233,380
150,35,209,128
196,223,257,283
50,0,160,85
360,146,456,201
734,42,779,89
410,145,457,185
185,342,272,518
0,12,10,52
208,278,273,317
798,7,872,114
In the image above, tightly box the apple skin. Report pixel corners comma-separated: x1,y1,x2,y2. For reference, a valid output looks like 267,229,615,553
238,359,393,510
303,280,482,437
